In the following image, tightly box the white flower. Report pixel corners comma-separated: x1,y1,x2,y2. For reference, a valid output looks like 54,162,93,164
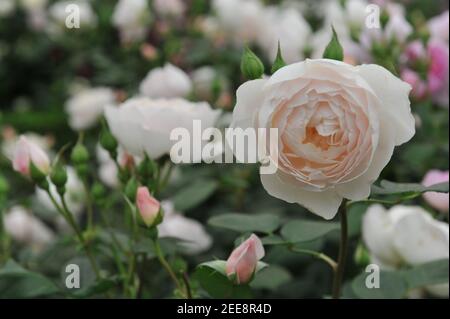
230,59,414,219
65,87,116,131
3,205,54,251
105,97,221,159
112,0,150,43
158,201,212,254
20,0,47,11
2,132,53,161
35,166,85,217
212,0,265,45
257,6,311,64
154,0,185,18
49,0,97,28
362,204,449,298
428,10,449,43
139,63,192,99
0,0,15,17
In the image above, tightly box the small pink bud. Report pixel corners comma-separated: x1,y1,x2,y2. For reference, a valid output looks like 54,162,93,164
225,234,265,284
136,186,160,226
12,136,50,177
422,170,449,213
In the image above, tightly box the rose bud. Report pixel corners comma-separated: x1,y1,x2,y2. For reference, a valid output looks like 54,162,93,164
136,186,161,227
225,234,265,284
12,136,50,177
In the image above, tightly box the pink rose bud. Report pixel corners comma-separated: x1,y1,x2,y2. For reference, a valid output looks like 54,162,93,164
12,136,50,177
422,170,449,213
225,234,265,284
136,186,160,226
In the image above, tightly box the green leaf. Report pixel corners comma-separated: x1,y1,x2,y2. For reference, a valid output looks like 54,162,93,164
194,261,254,298
281,220,339,243
352,270,407,299
173,178,218,211
251,265,292,290
371,180,449,196
208,213,282,234
401,259,449,289
271,41,286,74
322,27,344,61
0,260,60,298
71,277,120,298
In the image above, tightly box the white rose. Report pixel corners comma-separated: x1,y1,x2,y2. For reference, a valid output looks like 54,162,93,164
212,0,265,45
112,0,150,43
3,205,54,251
139,63,192,99
158,201,212,254
230,59,415,219
105,97,221,159
65,87,116,131
154,0,185,18
362,204,449,298
0,0,15,17
49,0,97,28
257,6,311,64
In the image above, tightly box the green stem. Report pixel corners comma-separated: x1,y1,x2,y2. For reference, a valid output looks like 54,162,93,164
290,247,337,271
332,200,349,299
82,179,94,232
48,190,101,279
153,239,186,297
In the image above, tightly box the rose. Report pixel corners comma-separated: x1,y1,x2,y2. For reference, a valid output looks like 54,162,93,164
230,59,415,219
158,201,212,255
105,97,221,159
153,0,185,18
136,186,160,227
112,0,150,43
139,63,192,99
3,205,54,251
225,234,265,284
49,0,97,28
65,87,116,131
428,10,449,43
422,170,449,213
257,7,311,64
362,204,449,297
12,135,51,177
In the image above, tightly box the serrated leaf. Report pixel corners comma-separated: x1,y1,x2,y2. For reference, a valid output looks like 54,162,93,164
208,213,282,234
281,220,339,243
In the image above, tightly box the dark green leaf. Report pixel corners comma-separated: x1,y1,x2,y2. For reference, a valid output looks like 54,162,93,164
173,178,218,211
401,259,449,289
281,220,339,243
371,180,449,196
0,260,60,298
352,270,407,299
208,213,282,234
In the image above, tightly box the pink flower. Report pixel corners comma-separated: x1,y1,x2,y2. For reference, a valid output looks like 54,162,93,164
136,186,161,226
225,234,265,284
428,10,449,43
422,170,449,213
401,69,427,100
427,40,449,94
12,136,50,176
